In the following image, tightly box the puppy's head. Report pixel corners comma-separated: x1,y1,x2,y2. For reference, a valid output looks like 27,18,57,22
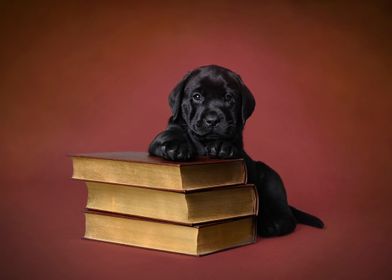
169,65,255,140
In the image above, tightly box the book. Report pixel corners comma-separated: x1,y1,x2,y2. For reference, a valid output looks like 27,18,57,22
84,210,256,256
85,181,258,224
72,152,246,191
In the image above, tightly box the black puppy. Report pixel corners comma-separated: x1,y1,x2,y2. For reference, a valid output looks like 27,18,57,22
149,65,324,237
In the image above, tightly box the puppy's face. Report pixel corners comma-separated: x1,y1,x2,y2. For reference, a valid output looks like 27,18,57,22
169,65,256,141
181,70,241,139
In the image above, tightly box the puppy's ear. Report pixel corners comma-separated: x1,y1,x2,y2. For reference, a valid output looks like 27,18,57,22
239,77,256,124
168,72,192,121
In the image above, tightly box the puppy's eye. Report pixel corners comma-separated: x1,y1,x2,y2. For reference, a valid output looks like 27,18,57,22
192,93,202,101
225,93,233,101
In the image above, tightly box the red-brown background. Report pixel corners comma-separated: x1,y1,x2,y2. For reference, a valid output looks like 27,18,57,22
1,1,391,279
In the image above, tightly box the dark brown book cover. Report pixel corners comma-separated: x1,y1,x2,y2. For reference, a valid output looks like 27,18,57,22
71,151,244,166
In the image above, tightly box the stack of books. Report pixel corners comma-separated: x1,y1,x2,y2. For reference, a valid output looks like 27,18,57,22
71,152,258,256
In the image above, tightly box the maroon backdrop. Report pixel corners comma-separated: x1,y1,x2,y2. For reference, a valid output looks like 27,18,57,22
1,1,391,279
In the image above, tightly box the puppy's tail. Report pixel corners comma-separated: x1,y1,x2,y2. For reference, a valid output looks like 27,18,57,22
290,206,324,228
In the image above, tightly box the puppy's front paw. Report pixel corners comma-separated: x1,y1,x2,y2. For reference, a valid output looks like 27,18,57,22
160,140,195,161
206,141,240,159
259,214,297,237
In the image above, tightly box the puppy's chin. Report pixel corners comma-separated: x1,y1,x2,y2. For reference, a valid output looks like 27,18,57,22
189,125,236,140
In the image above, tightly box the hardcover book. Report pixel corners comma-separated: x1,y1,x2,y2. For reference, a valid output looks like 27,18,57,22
84,210,257,256
85,181,258,224
72,152,246,191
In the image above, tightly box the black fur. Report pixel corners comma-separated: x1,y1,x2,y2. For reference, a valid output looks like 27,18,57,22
149,65,324,237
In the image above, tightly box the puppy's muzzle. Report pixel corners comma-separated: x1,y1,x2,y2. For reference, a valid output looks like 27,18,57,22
202,112,220,128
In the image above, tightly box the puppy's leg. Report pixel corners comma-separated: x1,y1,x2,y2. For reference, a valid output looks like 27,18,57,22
149,125,195,161
205,140,241,159
255,162,297,237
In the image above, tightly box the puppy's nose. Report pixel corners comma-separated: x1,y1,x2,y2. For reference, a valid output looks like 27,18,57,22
204,113,220,127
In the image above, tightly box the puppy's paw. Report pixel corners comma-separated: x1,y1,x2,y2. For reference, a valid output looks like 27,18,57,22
259,214,297,237
160,140,195,161
206,141,240,159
